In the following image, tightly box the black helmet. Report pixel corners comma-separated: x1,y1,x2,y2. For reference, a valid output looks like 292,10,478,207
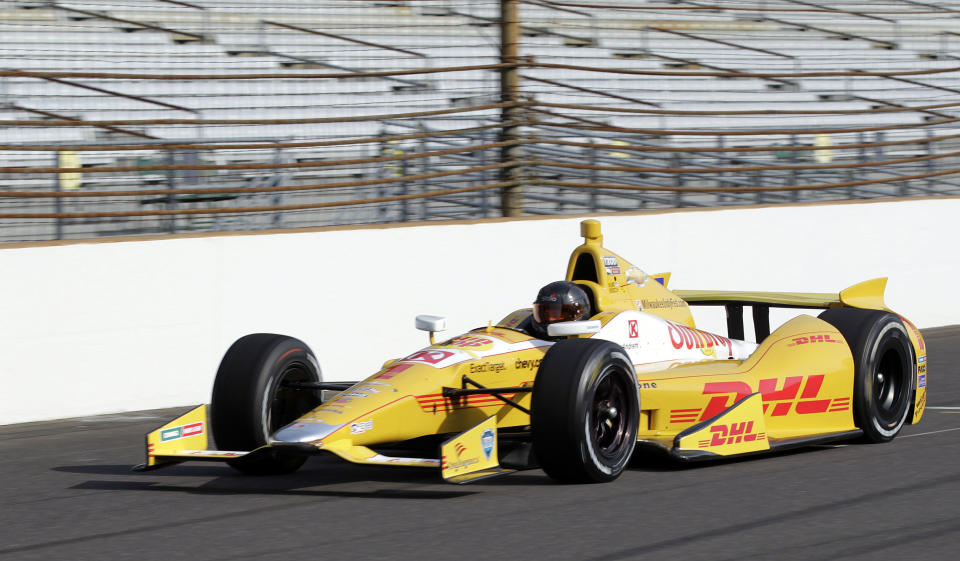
532,281,591,334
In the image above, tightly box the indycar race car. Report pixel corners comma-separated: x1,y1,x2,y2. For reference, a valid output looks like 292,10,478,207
136,219,927,484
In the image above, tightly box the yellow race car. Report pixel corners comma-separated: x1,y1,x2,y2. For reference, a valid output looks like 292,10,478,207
137,220,927,484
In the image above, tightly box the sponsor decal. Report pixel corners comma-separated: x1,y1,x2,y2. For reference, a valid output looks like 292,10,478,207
919,374,926,388
342,392,369,398
377,363,412,379
160,421,204,442
685,374,844,422
445,442,480,472
670,408,702,424
918,364,927,375
641,298,685,310
667,321,733,358
501,312,527,329
628,320,639,339
365,380,392,387
638,382,658,389
469,361,506,374
416,387,525,413
603,256,621,275
181,450,245,457
437,336,494,352
353,386,381,394
403,349,457,365
918,355,927,364
788,334,842,346
698,421,766,448
515,358,542,370
334,397,353,404
350,419,374,435
481,428,495,460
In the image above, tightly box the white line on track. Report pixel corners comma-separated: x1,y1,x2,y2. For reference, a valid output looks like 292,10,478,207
926,406,960,410
901,427,960,438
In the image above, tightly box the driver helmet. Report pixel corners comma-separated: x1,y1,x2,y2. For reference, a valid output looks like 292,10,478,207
532,281,591,335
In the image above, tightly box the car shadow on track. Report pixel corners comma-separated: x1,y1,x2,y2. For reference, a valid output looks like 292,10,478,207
53,456,477,499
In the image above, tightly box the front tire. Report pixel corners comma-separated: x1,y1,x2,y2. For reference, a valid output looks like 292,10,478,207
531,339,640,483
818,308,914,442
211,334,322,474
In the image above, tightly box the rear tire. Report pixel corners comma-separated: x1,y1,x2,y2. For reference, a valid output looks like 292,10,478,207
211,334,322,474
818,308,913,442
531,339,639,483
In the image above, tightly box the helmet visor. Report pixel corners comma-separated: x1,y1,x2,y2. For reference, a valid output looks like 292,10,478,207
533,302,582,324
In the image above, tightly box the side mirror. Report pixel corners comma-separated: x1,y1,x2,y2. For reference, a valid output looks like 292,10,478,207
415,314,447,344
547,320,602,337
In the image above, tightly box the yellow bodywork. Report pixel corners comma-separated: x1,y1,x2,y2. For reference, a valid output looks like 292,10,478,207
675,393,770,456
139,219,927,475
440,416,514,484
636,314,858,451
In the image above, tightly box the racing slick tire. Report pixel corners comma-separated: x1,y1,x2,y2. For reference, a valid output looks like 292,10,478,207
531,338,640,483
818,308,914,443
211,334,322,474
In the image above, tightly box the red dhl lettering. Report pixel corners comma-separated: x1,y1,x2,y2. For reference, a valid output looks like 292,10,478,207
788,334,841,346
699,421,766,448
667,322,733,358
698,374,835,421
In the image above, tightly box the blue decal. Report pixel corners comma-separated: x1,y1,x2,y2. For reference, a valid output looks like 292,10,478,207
481,428,495,460
655,277,665,285
919,374,926,388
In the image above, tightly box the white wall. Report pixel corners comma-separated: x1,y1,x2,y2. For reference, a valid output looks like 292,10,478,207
1,198,957,425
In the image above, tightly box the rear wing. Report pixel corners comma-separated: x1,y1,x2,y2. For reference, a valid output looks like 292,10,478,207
674,278,889,341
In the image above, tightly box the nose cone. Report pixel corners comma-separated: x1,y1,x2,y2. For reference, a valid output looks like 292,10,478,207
271,421,344,444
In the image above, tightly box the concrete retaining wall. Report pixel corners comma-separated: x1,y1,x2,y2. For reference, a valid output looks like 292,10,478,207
1,198,956,424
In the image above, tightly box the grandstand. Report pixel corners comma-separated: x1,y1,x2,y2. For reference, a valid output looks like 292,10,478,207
2,0,960,241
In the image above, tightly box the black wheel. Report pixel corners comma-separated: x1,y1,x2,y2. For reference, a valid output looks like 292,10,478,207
211,334,322,474
531,338,640,483
818,308,914,442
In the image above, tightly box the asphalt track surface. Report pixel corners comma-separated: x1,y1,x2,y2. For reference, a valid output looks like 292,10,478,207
1,327,958,561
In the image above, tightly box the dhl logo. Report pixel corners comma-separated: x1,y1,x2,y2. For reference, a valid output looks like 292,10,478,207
699,375,838,421
788,334,842,346
668,375,850,425
699,421,766,448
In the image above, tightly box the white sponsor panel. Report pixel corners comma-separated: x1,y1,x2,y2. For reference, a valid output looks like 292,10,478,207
597,311,757,367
